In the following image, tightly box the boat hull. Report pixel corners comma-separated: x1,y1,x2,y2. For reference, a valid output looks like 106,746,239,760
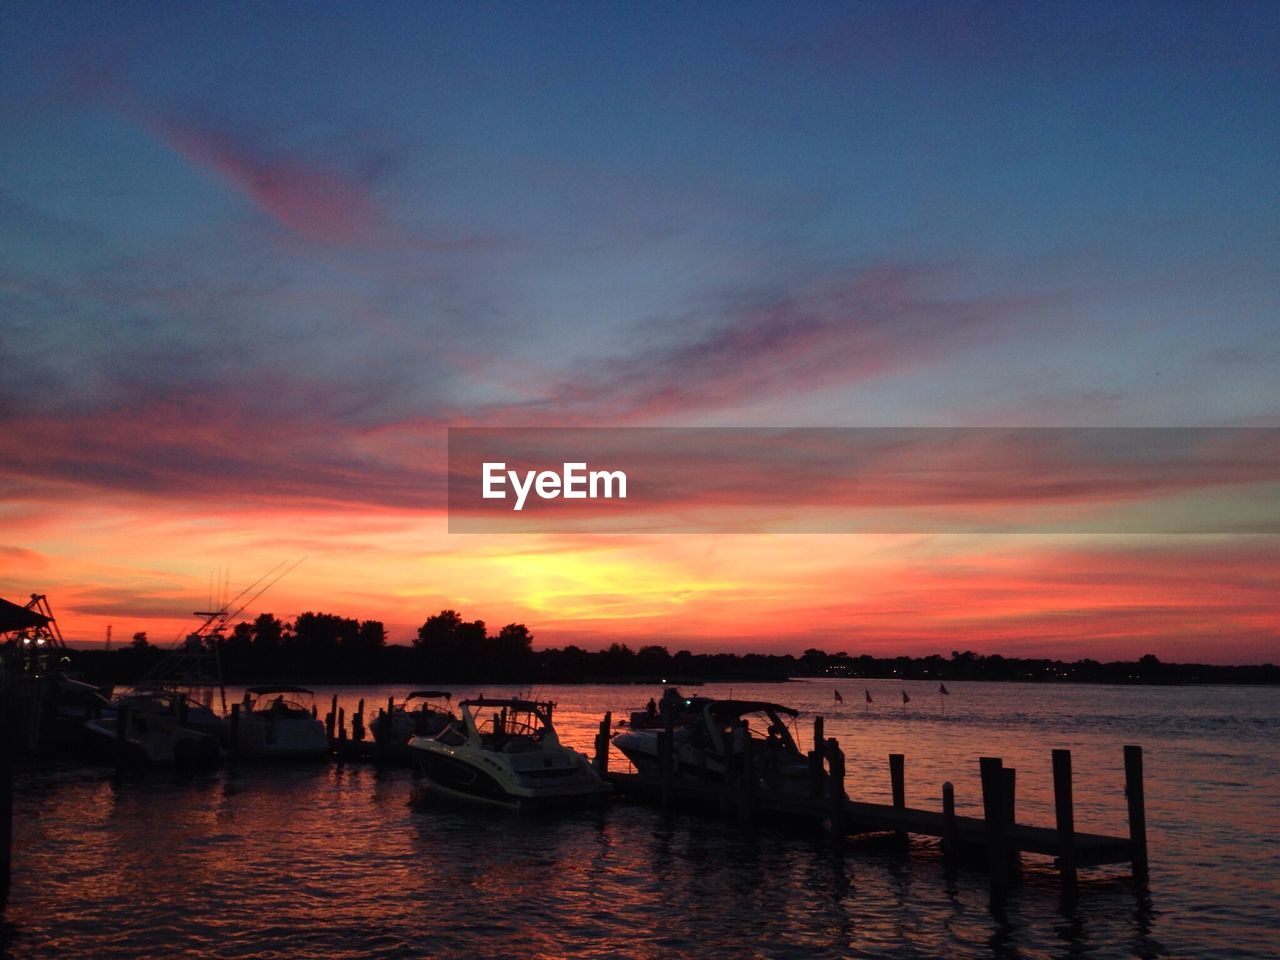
410,741,610,809
235,715,330,760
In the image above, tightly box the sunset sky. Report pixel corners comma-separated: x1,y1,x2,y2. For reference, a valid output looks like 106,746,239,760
2,3,1278,662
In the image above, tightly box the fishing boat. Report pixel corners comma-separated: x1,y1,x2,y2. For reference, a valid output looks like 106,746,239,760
407,697,610,809
369,690,455,745
133,561,304,745
84,691,222,767
234,686,330,760
613,699,816,798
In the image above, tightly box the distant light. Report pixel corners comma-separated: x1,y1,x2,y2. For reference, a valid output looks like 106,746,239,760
22,638,31,645
36,637,46,646
661,679,666,683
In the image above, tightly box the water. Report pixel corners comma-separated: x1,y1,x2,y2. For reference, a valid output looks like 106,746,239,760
4,681,1277,958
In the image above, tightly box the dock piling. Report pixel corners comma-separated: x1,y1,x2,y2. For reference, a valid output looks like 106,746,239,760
941,781,957,864
890,753,906,842
115,702,129,770
1,715,13,910
808,715,825,800
1052,749,1076,888
979,756,1009,895
229,703,241,764
1124,744,1148,882
738,741,756,825
659,707,674,814
1002,766,1021,880
593,712,611,777
826,738,845,840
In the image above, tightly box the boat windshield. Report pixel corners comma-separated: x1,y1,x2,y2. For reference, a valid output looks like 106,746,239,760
243,690,314,715
461,700,557,750
705,702,802,755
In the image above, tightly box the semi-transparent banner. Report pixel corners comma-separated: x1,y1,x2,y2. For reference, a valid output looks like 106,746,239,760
447,427,1280,534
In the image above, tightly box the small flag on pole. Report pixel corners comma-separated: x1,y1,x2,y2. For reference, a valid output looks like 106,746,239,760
865,689,873,704
939,683,950,695
902,689,911,704
834,689,844,704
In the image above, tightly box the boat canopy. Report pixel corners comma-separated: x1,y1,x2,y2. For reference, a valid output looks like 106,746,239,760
705,700,800,718
406,690,451,700
460,697,552,711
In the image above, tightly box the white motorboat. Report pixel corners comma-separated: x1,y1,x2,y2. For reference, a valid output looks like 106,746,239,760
408,697,610,809
613,699,816,798
369,690,455,745
84,691,222,767
234,686,330,760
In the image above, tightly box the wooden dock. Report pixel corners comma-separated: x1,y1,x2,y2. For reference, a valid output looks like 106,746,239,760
597,711,1147,896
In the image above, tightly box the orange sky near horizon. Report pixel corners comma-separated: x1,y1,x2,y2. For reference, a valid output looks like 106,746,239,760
4,493,1277,664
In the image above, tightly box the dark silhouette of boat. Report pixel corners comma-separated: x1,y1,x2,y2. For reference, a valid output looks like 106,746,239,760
613,698,815,798
408,697,609,809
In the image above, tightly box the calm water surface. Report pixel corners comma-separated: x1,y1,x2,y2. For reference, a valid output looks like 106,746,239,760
4,681,1277,958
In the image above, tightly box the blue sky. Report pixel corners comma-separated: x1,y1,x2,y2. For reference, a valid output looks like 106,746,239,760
2,2,1279,657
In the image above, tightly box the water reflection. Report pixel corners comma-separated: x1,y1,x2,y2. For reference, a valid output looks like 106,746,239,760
3,682,1276,957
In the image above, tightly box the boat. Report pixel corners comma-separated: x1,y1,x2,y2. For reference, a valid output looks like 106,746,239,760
626,686,704,730
369,690,455,745
84,691,222,767
43,672,114,748
234,686,330,760
407,697,610,809
613,699,817,798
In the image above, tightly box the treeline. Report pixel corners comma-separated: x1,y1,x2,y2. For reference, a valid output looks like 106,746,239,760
66,610,1280,685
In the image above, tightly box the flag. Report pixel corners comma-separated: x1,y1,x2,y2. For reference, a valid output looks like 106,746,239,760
902,690,911,704
939,683,950,695
865,689,873,704
834,689,844,704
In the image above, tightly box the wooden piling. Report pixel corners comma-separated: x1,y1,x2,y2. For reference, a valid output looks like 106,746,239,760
808,715,825,800
1124,744,1148,882
738,741,756,825
979,756,1009,894
229,703,241,762
115,702,129,769
353,702,365,743
1052,749,1076,888
1002,766,1021,880
338,707,347,743
890,753,906,842
1,714,13,910
941,781,957,864
326,694,338,741
826,738,845,840
659,706,674,814
593,712,611,777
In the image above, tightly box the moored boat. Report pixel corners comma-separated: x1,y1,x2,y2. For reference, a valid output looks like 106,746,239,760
613,699,816,798
234,686,330,760
369,690,455,745
84,691,222,767
408,697,610,809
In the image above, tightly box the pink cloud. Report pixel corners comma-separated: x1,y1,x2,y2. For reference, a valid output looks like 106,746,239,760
143,115,379,244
